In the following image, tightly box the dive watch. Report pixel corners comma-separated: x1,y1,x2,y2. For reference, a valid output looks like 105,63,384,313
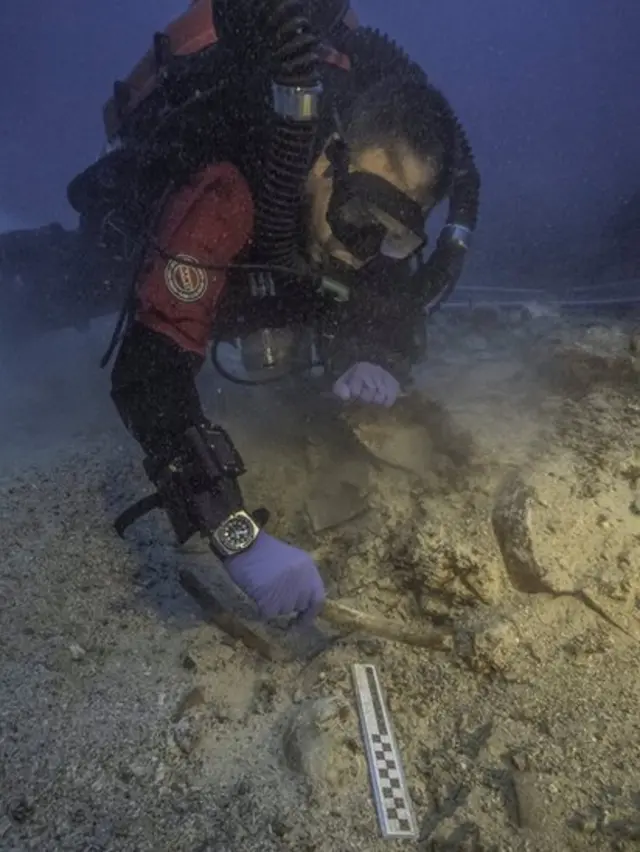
210,510,260,558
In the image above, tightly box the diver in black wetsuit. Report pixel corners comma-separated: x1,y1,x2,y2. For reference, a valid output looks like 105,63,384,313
0,0,481,626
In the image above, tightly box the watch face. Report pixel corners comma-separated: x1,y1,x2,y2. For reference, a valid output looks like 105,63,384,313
217,512,257,554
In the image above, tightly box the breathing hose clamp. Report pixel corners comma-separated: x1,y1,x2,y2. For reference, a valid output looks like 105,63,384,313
441,223,473,251
272,82,323,121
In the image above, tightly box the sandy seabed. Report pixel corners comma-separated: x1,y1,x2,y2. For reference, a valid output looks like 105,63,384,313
1,304,639,852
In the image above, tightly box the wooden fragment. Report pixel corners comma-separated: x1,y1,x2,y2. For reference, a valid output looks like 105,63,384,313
320,600,453,651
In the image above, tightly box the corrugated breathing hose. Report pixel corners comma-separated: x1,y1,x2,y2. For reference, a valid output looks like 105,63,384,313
250,0,324,270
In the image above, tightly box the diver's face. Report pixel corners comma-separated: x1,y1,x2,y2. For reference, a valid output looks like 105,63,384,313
305,138,439,269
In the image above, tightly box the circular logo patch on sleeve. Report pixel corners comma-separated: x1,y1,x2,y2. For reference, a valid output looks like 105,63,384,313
164,254,208,302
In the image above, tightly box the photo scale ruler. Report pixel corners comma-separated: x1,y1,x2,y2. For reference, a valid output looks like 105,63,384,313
352,663,418,840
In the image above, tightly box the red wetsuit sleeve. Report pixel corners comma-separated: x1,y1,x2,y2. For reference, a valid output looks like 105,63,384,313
136,162,254,357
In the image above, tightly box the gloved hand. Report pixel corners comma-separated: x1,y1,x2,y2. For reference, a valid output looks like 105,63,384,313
224,531,325,624
332,362,400,407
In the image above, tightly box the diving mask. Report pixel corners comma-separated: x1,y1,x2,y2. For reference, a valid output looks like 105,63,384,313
324,138,428,264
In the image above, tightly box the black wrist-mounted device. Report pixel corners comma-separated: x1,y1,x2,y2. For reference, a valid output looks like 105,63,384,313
114,422,268,558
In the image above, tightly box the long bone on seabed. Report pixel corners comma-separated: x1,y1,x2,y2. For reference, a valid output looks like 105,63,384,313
179,567,453,662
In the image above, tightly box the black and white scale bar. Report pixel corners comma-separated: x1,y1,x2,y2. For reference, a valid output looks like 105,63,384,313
352,664,418,840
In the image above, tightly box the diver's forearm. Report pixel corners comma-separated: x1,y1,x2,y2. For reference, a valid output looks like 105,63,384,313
110,321,207,461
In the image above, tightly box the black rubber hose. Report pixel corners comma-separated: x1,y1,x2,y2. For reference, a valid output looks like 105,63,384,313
306,0,353,40
412,240,467,315
252,120,318,267
410,83,480,313
215,0,319,85
250,0,324,270
424,85,480,232
214,0,324,269
213,0,325,265
267,0,320,86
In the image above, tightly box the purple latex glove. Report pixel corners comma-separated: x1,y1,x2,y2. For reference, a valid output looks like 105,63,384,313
332,361,400,407
224,531,325,624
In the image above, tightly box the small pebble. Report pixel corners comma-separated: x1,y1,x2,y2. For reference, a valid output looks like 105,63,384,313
217,644,236,663
172,715,202,755
172,686,206,723
69,643,86,661
181,653,197,672
574,813,599,834
9,797,33,823
354,638,384,656
511,751,529,771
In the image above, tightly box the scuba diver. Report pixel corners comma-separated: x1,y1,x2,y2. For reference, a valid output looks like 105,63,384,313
6,0,481,624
